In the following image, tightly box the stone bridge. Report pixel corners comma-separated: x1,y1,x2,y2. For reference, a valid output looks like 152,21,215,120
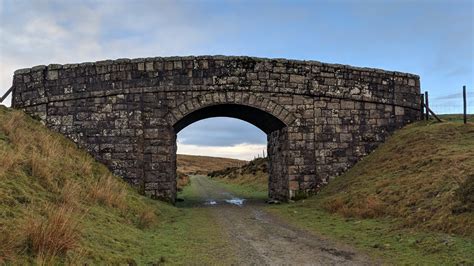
10,56,421,202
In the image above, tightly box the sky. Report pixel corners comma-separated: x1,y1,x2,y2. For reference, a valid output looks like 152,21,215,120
0,0,473,160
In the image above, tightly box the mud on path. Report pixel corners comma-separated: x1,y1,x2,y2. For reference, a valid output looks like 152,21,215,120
178,175,376,265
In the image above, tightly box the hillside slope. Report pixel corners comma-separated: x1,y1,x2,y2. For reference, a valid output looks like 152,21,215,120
0,107,234,264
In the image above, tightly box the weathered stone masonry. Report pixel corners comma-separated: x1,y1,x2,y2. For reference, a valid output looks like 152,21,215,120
11,56,421,202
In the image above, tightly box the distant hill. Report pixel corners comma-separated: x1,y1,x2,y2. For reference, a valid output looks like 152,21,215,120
177,154,246,175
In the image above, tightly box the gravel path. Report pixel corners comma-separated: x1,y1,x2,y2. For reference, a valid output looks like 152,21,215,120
180,175,376,265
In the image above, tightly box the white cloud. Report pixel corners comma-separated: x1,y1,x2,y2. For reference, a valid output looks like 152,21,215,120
0,0,217,106
177,143,267,161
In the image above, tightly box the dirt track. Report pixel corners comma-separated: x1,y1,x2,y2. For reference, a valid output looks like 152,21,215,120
180,175,376,265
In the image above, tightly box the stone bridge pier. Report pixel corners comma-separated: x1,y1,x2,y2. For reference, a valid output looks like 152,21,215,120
10,56,421,203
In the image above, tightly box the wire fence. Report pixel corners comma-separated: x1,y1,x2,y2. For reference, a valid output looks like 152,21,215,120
423,86,473,123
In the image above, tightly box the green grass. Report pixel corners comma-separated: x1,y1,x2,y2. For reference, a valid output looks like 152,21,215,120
438,114,474,123
212,178,268,200
0,107,234,264
75,199,234,265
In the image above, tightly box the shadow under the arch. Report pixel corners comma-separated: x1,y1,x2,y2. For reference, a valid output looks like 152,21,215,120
176,175,268,209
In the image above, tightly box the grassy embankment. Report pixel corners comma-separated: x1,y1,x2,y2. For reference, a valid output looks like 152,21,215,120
0,107,235,265
212,119,474,264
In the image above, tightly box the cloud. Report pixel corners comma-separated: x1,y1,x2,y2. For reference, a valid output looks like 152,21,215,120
177,117,266,147
0,0,220,106
177,143,266,161
434,92,474,100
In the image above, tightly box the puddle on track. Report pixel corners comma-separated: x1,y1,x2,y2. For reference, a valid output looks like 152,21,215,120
205,200,218,205
203,197,246,207
225,198,245,206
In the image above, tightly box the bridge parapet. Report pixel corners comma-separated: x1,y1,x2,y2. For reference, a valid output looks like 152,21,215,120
12,56,419,109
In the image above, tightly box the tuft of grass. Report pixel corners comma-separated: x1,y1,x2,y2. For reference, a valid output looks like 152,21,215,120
24,204,81,264
323,195,386,219
136,207,158,229
58,180,83,207
177,171,190,191
453,174,474,214
0,229,18,264
88,174,126,209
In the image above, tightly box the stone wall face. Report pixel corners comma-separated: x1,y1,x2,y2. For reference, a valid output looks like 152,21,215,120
11,56,421,202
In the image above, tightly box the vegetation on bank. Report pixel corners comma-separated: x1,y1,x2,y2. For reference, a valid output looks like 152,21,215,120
0,107,234,264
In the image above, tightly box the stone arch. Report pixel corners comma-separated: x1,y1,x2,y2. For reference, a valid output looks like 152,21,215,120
166,91,297,131
165,91,296,202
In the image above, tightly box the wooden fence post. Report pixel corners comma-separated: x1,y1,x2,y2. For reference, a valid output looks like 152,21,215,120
420,94,425,120
463,85,467,124
425,91,429,120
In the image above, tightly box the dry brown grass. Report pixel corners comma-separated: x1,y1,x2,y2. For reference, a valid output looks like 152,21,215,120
59,180,83,206
88,174,127,208
323,195,386,219
177,154,246,174
177,171,190,191
29,152,56,187
0,107,94,178
136,207,158,229
0,229,19,264
24,204,81,264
